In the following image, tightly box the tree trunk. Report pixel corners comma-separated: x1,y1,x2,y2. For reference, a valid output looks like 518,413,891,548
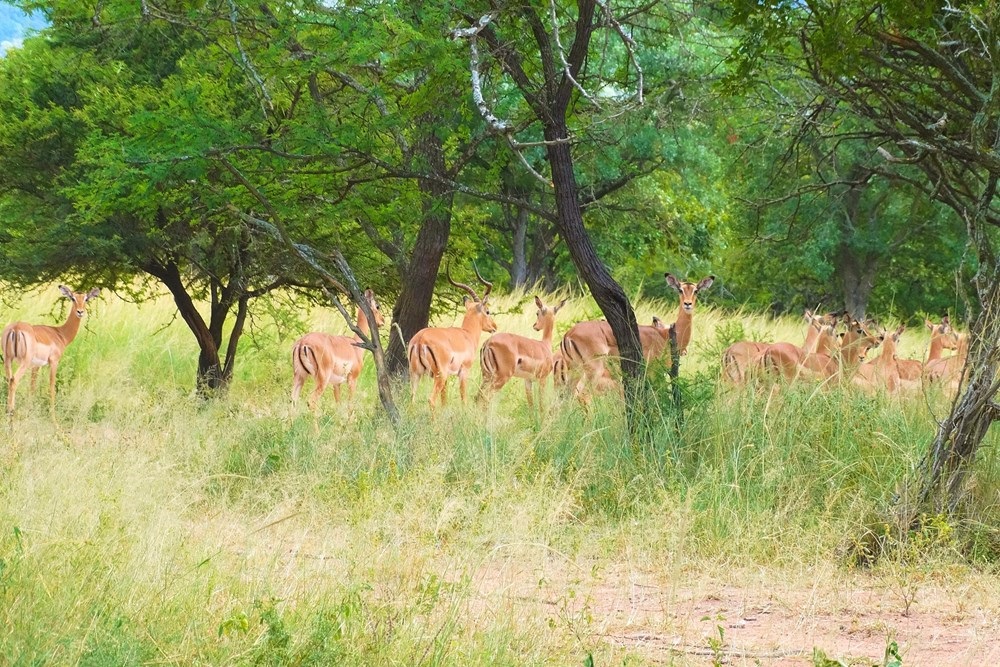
384,131,454,377
544,121,646,429
154,261,232,393
836,246,878,320
510,206,529,288
909,265,1000,514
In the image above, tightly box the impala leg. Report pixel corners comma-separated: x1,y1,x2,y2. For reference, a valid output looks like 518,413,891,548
7,362,28,416
47,362,58,422
29,368,39,393
432,373,447,408
309,374,327,415
458,367,469,403
291,373,305,406
410,371,421,403
524,379,535,410
333,383,342,403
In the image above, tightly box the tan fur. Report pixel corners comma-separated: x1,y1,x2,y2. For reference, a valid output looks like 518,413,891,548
558,317,674,398
854,324,905,393
3,286,100,416
924,331,968,393
664,273,715,355
408,266,498,410
896,317,958,382
722,310,839,383
479,296,566,407
291,289,384,413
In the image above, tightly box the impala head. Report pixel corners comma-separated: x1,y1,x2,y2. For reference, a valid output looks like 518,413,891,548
59,285,100,318
363,288,386,327
841,316,881,364
448,262,497,333
926,315,959,350
665,273,714,314
883,323,905,357
532,296,566,331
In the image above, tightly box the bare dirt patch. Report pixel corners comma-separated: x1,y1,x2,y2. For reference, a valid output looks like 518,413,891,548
470,557,1000,665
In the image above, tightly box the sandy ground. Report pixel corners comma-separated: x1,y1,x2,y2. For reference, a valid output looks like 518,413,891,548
469,557,1000,666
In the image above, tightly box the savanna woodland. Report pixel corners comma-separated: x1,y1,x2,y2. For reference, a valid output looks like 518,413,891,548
2,0,1000,664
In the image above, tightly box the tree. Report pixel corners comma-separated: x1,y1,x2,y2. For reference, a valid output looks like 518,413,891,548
729,0,1000,533
452,0,680,423
0,2,329,392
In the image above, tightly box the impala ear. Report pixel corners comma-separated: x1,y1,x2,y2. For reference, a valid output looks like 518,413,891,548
696,275,715,291
664,273,681,292
925,318,934,331
554,298,567,313
59,285,74,299
85,288,100,301
534,295,544,310
803,309,813,320
364,288,374,300
895,323,906,339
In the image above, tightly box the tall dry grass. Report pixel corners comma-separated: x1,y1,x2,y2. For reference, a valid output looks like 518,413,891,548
0,284,995,664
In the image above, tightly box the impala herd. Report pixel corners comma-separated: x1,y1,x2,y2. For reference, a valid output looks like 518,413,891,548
0,276,970,418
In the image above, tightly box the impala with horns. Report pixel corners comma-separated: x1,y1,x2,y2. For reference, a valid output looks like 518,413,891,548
722,309,843,384
479,296,566,407
3,285,100,417
408,265,497,408
291,289,385,414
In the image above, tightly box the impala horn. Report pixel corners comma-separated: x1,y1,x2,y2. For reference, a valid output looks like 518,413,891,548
446,261,481,302
472,261,493,301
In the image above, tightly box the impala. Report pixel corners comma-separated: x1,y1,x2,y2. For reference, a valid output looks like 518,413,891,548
924,329,969,393
408,266,497,408
722,309,841,383
559,273,712,394
479,296,567,407
765,316,880,382
854,324,905,393
559,316,674,397
664,273,715,355
2,286,100,416
291,289,385,413
896,317,959,382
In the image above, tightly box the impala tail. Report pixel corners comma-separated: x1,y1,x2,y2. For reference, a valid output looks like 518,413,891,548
292,341,317,377
408,341,440,378
480,343,499,381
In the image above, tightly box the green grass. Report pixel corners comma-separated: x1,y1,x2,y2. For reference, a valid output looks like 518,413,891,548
0,285,997,664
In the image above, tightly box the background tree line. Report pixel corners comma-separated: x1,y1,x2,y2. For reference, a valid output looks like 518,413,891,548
0,0,971,391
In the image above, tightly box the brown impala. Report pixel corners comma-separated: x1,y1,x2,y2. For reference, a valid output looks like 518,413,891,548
722,309,843,384
408,265,497,408
291,289,385,414
559,273,713,396
3,285,100,417
479,296,566,408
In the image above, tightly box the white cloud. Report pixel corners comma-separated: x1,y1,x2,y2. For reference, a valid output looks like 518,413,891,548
0,37,23,55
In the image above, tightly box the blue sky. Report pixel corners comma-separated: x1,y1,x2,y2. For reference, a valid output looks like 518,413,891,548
0,2,47,54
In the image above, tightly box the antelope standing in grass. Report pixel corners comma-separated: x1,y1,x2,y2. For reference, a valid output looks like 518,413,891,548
722,309,842,383
3,286,100,417
291,289,385,413
479,296,566,407
408,266,497,408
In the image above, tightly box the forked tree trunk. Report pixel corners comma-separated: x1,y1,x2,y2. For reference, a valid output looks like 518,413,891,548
146,259,247,394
